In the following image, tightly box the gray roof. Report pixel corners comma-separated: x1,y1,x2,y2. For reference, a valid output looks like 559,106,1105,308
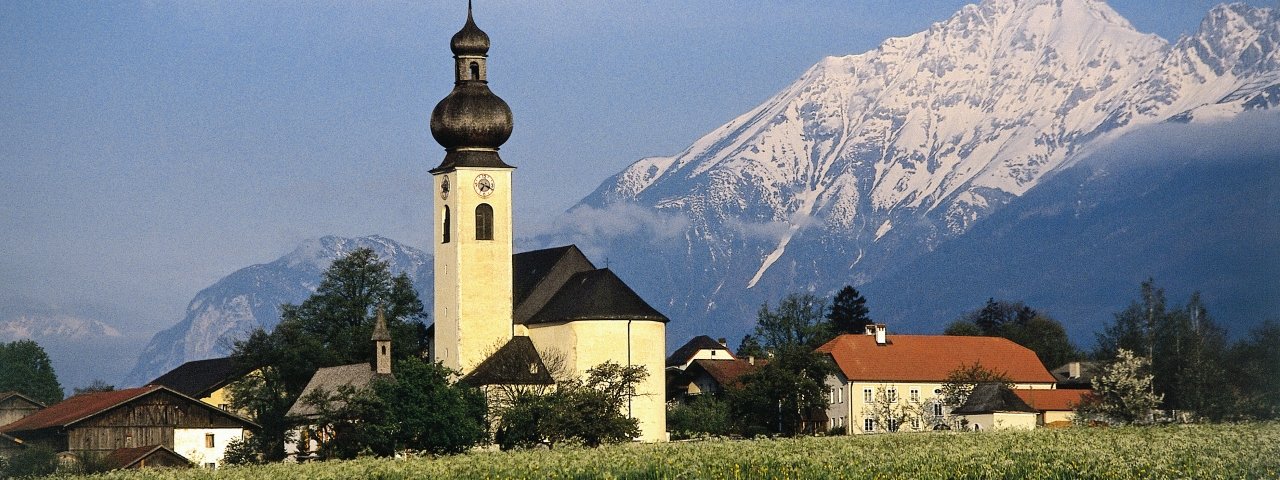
460,337,554,387
513,245,595,324
147,357,248,399
952,383,1037,414
286,363,381,418
523,268,668,325
666,335,734,367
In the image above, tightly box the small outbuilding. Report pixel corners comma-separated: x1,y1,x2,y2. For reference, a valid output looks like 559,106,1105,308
103,444,192,470
952,383,1038,431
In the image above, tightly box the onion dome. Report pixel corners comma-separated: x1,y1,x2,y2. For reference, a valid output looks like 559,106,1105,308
430,2,513,172
450,4,489,56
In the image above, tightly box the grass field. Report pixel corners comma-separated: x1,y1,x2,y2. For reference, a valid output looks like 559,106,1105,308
84,422,1279,479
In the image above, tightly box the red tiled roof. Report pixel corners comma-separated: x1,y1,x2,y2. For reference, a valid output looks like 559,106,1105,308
0,386,160,433
688,359,759,388
1014,388,1093,412
815,334,1056,383
103,445,190,470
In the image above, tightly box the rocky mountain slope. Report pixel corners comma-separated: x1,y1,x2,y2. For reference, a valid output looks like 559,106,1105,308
122,235,431,386
549,0,1279,342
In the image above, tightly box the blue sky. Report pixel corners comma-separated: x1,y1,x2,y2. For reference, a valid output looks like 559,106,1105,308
1,0,1273,337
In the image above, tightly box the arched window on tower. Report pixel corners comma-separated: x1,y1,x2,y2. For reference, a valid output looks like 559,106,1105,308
442,206,451,244
475,203,494,240
469,62,480,81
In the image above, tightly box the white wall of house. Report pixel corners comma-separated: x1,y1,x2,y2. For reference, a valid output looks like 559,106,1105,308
962,412,1037,431
174,427,243,469
825,375,1056,434
677,348,731,370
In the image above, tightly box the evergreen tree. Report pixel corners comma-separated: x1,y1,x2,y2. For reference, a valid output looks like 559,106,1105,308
1225,320,1280,419
946,299,1081,370
827,285,872,335
0,340,63,405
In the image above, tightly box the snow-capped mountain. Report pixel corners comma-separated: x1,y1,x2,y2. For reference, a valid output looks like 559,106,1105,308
0,314,121,341
0,309,134,394
123,235,432,387
549,0,1279,342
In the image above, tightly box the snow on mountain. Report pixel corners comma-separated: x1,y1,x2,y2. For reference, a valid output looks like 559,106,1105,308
122,235,432,387
0,314,122,341
558,0,1279,343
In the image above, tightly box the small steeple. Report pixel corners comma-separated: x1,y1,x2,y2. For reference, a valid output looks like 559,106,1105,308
372,305,392,375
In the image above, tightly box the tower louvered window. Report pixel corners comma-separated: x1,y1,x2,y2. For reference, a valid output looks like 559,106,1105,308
476,203,494,240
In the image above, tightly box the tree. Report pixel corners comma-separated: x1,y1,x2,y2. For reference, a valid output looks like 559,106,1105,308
735,334,766,359
1095,280,1230,417
227,247,430,461
860,385,910,433
667,395,732,440
367,358,487,455
1224,320,1280,420
1,444,58,478
728,294,836,436
827,285,872,335
1075,349,1161,425
495,362,646,450
939,363,1013,409
71,380,114,396
0,340,63,405
947,299,1081,370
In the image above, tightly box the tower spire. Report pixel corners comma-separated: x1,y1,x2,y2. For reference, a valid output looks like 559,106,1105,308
430,1,513,173
372,305,392,375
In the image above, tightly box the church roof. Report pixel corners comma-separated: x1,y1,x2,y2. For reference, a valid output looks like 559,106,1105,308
513,245,594,306
666,335,735,367
459,336,555,387
952,383,1038,414
522,268,668,325
286,363,380,418
147,356,248,399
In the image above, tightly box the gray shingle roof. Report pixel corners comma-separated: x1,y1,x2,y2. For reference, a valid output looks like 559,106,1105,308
147,357,248,399
459,337,555,387
523,268,668,325
286,363,380,418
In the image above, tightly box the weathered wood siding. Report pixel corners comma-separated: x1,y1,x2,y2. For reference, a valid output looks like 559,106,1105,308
67,391,246,453
0,396,43,427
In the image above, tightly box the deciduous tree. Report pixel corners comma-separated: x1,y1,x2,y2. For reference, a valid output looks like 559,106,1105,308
0,340,63,405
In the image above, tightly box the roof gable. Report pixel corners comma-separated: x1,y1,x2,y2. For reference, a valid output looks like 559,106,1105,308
1,386,257,434
523,268,668,325
147,356,248,399
685,359,759,388
0,391,45,409
459,336,555,387
953,383,1037,414
666,335,734,367
104,445,191,470
816,334,1055,383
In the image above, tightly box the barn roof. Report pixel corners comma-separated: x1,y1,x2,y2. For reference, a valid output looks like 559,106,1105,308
286,363,381,418
147,356,248,399
0,386,257,434
666,336,735,367
952,383,1037,414
103,444,191,470
459,336,555,387
1013,388,1093,412
816,334,1055,384
523,268,667,325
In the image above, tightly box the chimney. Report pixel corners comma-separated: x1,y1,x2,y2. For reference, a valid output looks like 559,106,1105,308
1068,362,1081,379
717,337,728,347
875,323,887,345
864,324,877,335
748,356,755,366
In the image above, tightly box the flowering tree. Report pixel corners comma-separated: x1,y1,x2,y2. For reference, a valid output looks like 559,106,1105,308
1076,348,1162,425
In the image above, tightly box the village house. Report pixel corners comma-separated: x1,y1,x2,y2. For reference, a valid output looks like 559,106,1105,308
665,336,762,402
951,383,1039,431
816,324,1057,434
427,6,669,442
147,356,254,413
0,386,257,469
1013,388,1093,427
101,444,191,470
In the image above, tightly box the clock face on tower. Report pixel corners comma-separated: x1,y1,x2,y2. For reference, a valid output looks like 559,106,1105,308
440,177,450,200
473,174,495,198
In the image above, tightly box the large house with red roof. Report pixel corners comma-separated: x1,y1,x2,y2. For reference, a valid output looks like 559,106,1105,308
0,385,257,469
816,325,1057,434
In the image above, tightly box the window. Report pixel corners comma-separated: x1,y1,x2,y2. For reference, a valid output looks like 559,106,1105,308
469,61,480,80
838,387,843,404
828,387,835,404
205,433,215,448
863,388,873,403
888,419,899,432
864,418,875,432
381,345,387,355
205,462,216,469
933,403,944,417
475,204,494,240
910,388,920,402
887,387,898,403
442,206,450,243
911,417,920,430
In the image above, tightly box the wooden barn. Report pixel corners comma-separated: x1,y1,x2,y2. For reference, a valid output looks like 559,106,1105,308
0,385,257,469
0,391,45,428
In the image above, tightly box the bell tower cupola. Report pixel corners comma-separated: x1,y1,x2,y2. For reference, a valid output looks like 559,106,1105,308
430,2,517,373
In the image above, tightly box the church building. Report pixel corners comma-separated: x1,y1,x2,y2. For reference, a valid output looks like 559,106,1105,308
427,6,669,441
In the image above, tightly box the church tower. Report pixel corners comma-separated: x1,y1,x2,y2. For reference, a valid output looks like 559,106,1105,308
429,3,516,372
